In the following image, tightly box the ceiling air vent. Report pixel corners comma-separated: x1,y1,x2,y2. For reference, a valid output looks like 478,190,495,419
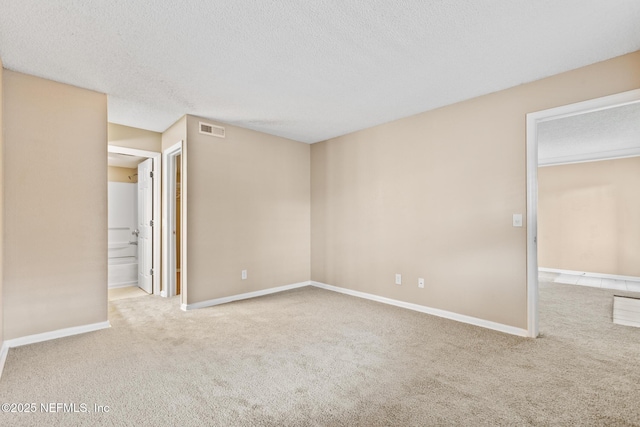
199,121,225,138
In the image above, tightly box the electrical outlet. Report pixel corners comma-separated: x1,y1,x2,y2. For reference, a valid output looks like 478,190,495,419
241,270,247,280
418,278,424,288
395,274,402,285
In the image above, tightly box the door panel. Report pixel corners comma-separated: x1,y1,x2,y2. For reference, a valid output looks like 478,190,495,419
137,159,153,294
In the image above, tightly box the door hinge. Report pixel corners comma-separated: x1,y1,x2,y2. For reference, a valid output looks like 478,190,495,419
150,171,154,178
150,268,154,275
150,220,154,227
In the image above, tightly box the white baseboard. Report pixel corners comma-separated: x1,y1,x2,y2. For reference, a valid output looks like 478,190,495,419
0,342,9,380
310,281,529,338
0,321,111,381
182,281,311,311
3,321,112,349
539,267,640,283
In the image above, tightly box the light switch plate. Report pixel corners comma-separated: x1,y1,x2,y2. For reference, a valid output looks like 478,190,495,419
513,214,523,227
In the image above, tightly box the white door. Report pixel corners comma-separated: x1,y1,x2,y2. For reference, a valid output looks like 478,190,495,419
138,158,154,294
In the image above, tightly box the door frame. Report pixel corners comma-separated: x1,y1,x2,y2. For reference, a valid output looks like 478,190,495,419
107,145,162,295
525,88,640,338
162,140,187,305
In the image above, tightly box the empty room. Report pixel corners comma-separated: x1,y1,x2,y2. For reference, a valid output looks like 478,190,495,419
0,2,639,426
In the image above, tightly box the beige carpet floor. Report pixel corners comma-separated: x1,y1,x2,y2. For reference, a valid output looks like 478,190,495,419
1,281,639,426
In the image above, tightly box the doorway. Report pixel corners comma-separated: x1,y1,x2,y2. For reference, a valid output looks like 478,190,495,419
108,145,162,295
162,141,186,306
525,88,640,337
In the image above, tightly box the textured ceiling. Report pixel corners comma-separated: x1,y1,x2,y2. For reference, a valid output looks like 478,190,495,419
538,101,640,165
1,1,640,143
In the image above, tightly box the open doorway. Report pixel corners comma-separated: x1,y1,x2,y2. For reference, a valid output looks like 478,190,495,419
526,88,640,337
107,146,162,298
162,141,186,305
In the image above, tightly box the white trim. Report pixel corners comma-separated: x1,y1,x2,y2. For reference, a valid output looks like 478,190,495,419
526,110,540,338
310,282,529,337
108,145,162,296
0,342,9,380
182,281,311,311
526,88,640,339
162,141,185,300
181,140,188,306
539,267,640,283
3,321,111,349
538,147,640,167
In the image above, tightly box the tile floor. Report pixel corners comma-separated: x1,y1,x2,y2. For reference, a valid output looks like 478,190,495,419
108,286,150,301
539,270,640,293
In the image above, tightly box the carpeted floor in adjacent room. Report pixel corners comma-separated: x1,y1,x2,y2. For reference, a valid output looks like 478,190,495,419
1,280,639,426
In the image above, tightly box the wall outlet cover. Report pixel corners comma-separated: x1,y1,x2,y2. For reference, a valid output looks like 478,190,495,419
513,213,523,227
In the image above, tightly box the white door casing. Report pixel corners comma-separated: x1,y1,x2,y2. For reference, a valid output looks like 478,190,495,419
138,158,154,294
108,145,161,295
162,140,187,304
525,88,640,338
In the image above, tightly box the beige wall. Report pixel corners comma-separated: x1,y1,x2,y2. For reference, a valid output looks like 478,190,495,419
184,115,310,304
311,51,640,329
161,116,187,151
0,59,4,345
108,123,161,152
538,157,640,277
108,166,138,183
3,71,107,339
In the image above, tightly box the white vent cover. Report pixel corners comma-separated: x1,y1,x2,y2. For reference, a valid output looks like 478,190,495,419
613,295,640,328
199,121,225,138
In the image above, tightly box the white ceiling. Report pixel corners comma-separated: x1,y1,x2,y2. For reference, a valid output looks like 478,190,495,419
1,1,640,143
538,101,640,165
